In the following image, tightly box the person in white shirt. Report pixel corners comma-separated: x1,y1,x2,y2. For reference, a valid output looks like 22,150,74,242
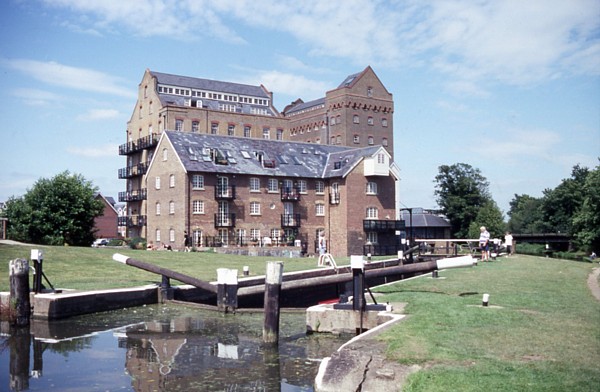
504,232,514,256
479,226,490,262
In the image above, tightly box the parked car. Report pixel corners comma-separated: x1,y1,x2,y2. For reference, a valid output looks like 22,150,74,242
92,238,109,247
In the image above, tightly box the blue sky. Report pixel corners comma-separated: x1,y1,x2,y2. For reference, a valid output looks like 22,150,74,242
1,0,598,215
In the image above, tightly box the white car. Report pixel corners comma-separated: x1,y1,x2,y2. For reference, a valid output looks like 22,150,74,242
92,238,109,247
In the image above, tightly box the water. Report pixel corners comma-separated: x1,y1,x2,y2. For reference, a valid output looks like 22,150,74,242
0,304,347,391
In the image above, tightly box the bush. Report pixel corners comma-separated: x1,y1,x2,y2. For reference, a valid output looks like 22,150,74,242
129,237,146,250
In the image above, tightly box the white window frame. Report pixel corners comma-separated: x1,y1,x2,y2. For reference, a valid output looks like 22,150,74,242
156,229,161,243
316,203,325,216
366,207,378,219
298,180,307,194
169,201,175,215
315,181,325,194
155,176,161,190
169,174,175,188
250,228,260,241
175,119,183,131
155,202,161,215
169,229,175,243
366,182,378,195
250,201,261,215
192,174,204,190
250,177,260,192
192,200,204,214
267,178,279,193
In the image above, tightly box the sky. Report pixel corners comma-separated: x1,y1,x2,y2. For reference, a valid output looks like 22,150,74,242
0,0,598,216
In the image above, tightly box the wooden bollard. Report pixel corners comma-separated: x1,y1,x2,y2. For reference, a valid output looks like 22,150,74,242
9,258,30,326
217,268,238,313
263,261,283,344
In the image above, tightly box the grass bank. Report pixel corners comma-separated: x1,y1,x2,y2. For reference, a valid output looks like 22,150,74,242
375,255,600,391
0,243,329,292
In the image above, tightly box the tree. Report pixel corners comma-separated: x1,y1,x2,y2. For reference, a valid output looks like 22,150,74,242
3,171,104,246
434,163,491,238
507,194,544,233
571,164,600,252
468,200,506,239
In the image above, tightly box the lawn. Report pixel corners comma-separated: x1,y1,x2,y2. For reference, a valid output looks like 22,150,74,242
0,243,331,292
375,255,600,391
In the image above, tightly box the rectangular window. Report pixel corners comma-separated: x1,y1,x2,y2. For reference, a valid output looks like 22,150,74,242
382,118,388,127
192,174,204,189
367,231,378,244
298,180,307,194
250,228,260,241
249,177,260,192
368,136,374,145
315,181,325,194
244,125,251,137
169,174,175,188
316,203,325,216
353,115,360,124
367,116,374,125
366,207,378,219
192,200,204,214
170,229,175,242
267,178,278,193
228,124,235,136
211,122,218,134
156,229,161,243
353,135,360,144
169,201,175,215
276,128,284,140
192,121,199,132
262,127,270,139
175,119,183,131
271,229,281,242
155,202,161,215
366,182,378,195
155,176,161,190
250,201,261,215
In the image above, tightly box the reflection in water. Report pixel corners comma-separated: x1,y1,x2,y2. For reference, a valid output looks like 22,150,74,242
0,304,346,391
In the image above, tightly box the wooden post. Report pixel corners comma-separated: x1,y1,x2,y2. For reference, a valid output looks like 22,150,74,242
9,258,30,327
263,261,283,344
217,268,238,313
351,256,365,312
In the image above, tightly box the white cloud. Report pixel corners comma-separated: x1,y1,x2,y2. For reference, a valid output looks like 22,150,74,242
242,70,331,101
2,58,135,98
76,108,120,121
66,144,117,158
10,88,62,106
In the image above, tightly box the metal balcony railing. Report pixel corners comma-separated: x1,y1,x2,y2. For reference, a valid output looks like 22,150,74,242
214,213,236,228
119,134,160,155
118,162,149,179
118,215,146,228
281,187,301,202
363,219,406,231
118,188,147,202
281,214,301,228
215,185,236,200
329,192,340,205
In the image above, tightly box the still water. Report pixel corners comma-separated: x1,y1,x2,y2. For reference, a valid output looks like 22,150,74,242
0,304,347,391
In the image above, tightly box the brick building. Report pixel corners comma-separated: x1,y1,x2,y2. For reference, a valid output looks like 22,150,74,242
121,66,402,256
93,193,120,239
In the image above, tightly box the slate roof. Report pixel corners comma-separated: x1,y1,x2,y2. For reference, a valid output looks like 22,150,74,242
284,97,326,115
399,210,451,228
161,131,386,179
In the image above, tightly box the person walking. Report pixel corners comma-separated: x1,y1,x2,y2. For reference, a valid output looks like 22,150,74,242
184,231,191,252
504,232,514,256
479,226,490,262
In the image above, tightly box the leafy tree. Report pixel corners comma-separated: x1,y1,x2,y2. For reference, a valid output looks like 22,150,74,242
571,164,600,252
434,163,491,238
468,200,506,239
507,194,544,233
3,171,104,246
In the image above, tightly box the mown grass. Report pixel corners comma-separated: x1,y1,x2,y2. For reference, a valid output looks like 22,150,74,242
375,255,600,391
0,244,334,291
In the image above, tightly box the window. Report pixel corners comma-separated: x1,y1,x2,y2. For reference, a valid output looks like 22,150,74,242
378,152,385,164
155,176,161,189
367,86,373,97
193,230,203,247
316,203,325,216
250,201,261,215
249,177,260,192
336,115,341,124
192,174,204,189
382,118,388,127
175,119,183,131
353,134,360,144
244,125,251,137
298,180,307,194
315,181,325,194
382,137,388,146
271,229,281,242
336,135,341,144
368,136,374,145
262,127,270,139
169,201,175,215
156,229,161,243
353,114,360,124
155,202,161,215
367,231,378,244
276,128,284,140
162,148,168,161
329,117,335,126
169,174,175,188
228,124,235,136
367,116,374,125
366,182,378,195
192,121,199,132
192,200,204,214
267,178,278,193
366,207,378,219
211,122,218,134
250,228,260,241
169,229,175,242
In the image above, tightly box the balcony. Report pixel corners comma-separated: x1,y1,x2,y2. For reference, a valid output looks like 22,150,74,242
281,187,300,202
329,192,340,205
214,213,236,228
281,214,301,228
215,185,236,200
118,162,149,179
119,134,160,155
118,188,147,202
118,215,146,228
363,219,406,232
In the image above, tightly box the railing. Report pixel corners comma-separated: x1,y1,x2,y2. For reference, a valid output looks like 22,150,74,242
329,192,340,205
215,185,236,200
119,134,160,155
118,162,149,179
362,244,402,256
281,187,301,202
281,214,301,228
202,235,307,248
118,215,146,228
363,219,406,231
118,188,147,202
214,213,236,228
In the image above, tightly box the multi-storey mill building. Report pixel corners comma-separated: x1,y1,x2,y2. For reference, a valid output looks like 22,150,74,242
120,66,402,256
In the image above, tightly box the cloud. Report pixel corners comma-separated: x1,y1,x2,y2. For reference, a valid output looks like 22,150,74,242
66,144,117,158
10,88,62,106
76,108,120,121
241,70,331,101
2,58,135,98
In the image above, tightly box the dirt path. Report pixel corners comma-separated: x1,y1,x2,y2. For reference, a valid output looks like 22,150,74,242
588,267,600,301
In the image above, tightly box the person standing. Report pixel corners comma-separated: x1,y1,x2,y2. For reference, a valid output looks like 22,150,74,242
479,226,490,262
504,232,514,257
184,231,191,252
